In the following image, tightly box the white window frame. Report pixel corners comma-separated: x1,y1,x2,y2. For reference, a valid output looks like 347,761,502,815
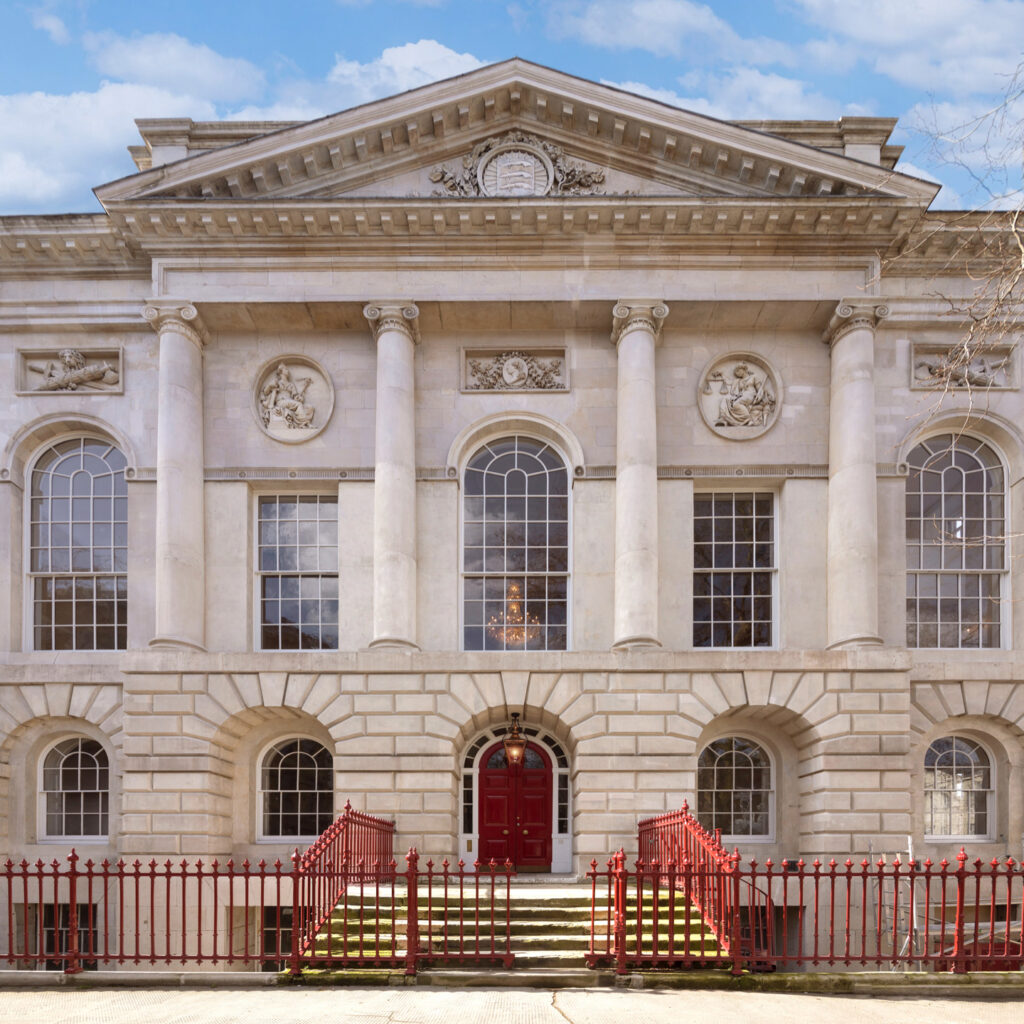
37,736,111,844
692,490,778,650
696,734,776,845
25,436,128,653
905,433,1007,650
255,736,335,844
253,492,339,652
923,735,995,842
459,434,573,652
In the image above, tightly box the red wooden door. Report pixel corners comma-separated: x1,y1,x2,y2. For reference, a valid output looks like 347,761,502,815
477,740,553,871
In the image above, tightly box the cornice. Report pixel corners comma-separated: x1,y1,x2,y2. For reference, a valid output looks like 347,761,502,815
0,300,151,332
94,61,937,207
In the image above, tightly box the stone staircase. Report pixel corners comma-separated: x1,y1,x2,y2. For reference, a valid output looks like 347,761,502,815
305,879,729,982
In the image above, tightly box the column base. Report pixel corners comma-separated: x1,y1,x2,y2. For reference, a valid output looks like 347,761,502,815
366,636,420,652
826,633,884,650
149,635,207,652
611,635,663,651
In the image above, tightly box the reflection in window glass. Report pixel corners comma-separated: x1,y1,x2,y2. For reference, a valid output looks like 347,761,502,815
42,737,109,838
924,736,991,837
258,496,338,650
696,737,771,837
260,738,333,838
693,493,774,647
31,439,127,650
463,437,569,651
906,435,1003,648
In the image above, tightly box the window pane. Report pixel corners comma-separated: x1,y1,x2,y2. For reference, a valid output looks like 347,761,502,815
463,437,569,651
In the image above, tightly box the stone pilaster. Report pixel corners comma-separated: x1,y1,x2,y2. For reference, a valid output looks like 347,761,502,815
142,300,208,652
364,303,420,649
610,301,668,649
823,301,889,649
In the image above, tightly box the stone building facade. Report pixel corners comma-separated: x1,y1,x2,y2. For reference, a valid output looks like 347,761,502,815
1,61,1021,894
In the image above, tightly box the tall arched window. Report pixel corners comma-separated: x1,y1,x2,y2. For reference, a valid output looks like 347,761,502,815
906,434,1004,648
462,436,569,651
259,738,333,839
924,736,992,838
41,737,110,839
29,437,127,650
696,737,772,838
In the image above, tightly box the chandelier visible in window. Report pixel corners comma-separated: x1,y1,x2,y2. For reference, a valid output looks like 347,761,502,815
486,580,542,647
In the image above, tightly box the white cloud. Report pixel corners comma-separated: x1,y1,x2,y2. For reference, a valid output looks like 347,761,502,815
791,0,1024,94
547,0,791,63
83,32,265,104
326,40,485,105
31,10,70,45
0,84,216,211
229,39,486,120
607,67,844,120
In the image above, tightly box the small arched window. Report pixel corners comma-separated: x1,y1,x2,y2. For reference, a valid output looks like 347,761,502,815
41,737,110,839
905,435,1004,648
462,436,569,651
924,736,992,838
30,437,127,650
697,737,772,838
259,738,333,839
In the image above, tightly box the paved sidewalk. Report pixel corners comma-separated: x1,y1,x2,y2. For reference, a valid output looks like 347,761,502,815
0,986,1020,1024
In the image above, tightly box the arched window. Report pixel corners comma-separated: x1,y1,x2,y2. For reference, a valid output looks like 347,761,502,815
29,438,127,650
924,736,992,838
462,436,569,651
41,738,110,839
259,738,333,839
696,737,772,838
906,435,1004,648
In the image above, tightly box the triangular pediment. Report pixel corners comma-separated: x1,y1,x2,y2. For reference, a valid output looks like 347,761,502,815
95,59,937,210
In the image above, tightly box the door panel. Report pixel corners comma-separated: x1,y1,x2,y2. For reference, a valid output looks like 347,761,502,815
477,740,553,871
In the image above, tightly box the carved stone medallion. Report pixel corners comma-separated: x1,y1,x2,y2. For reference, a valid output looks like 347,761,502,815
18,347,122,395
463,349,568,392
430,130,605,198
698,354,781,439
911,343,1014,390
252,356,334,443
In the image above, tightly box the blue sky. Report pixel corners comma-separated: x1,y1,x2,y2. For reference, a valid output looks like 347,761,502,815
1,0,1021,214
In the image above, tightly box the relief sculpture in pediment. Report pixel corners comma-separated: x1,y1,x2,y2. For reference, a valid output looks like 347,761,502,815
430,130,605,198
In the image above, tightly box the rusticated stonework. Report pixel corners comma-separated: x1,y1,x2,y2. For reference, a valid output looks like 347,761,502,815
430,130,605,198
18,347,122,394
463,349,568,392
698,353,781,439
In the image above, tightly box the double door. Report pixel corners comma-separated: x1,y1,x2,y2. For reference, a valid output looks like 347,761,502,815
477,741,553,871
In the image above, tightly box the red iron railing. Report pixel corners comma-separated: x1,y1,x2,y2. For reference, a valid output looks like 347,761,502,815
0,804,515,975
590,805,1024,974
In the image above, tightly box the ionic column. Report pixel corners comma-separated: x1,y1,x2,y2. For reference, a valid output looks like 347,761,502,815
364,303,420,649
143,300,208,651
611,301,668,649
823,301,889,649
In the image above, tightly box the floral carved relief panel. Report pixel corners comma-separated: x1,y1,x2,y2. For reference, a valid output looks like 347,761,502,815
462,349,568,392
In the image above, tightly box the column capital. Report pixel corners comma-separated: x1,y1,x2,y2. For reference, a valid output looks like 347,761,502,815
363,302,421,344
823,301,890,347
611,301,669,346
142,299,207,348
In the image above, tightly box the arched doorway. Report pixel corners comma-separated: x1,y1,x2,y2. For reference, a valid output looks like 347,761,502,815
478,740,553,870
